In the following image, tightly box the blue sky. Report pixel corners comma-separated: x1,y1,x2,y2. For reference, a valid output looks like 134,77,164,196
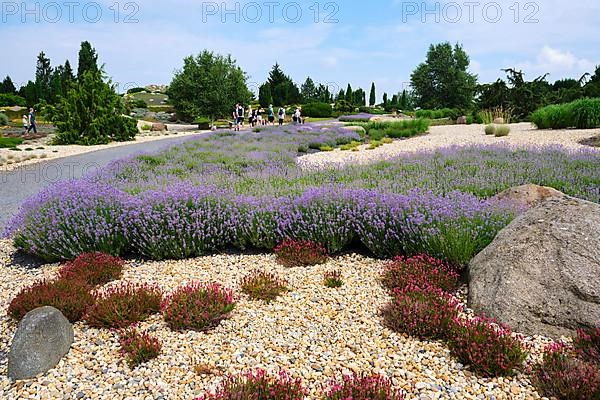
1,0,599,100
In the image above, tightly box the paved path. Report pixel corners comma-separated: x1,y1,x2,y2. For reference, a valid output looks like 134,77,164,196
0,134,204,232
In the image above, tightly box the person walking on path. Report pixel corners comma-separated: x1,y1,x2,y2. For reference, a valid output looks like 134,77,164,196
268,105,275,125
26,108,37,134
278,107,285,126
235,103,245,131
21,114,29,134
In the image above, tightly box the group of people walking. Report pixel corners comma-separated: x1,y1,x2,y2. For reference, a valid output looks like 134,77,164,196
232,104,303,131
21,108,37,134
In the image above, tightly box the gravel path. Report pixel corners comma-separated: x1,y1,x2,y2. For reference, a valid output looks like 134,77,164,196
298,123,600,169
0,133,206,232
0,240,551,400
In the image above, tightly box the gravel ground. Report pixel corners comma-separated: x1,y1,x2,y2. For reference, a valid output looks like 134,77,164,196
0,240,554,400
298,123,600,169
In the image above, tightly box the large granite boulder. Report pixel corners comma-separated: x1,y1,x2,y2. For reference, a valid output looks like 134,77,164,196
492,184,565,211
8,306,74,380
468,196,600,338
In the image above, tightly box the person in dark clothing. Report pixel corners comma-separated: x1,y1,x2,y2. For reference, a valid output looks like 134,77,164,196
26,108,37,134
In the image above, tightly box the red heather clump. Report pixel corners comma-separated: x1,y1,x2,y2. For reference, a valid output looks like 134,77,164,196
532,342,600,399
573,327,600,364
240,271,288,302
274,238,329,267
195,369,306,400
448,315,528,377
85,282,162,329
8,278,94,322
323,372,404,400
119,326,162,368
58,252,125,286
162,282,236,331
381,254,460,293
381,284,460,340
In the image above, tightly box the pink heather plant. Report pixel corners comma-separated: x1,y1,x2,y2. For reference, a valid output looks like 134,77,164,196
381,254,460,293
119,326,162,368
195,369,306,400
323,372,405,400
532,342,600,399
381,284,461,340
573,327,600,364
274,238,329,267
161,282,236,331
58,252,125,286
448,315,528,377
84,282,163,329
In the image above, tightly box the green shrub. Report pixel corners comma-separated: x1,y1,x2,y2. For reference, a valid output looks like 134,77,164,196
0,113,9,126
50,69,137,145
141,124,152,131
572,98,600,129
531,98,600,129
132,99,148,109
126,87,147,94
494,125,510,137
240,270,288,302
484,124,496,135
302,102,333,118
415,108,460,120
0,93,27,107
358,119,429,141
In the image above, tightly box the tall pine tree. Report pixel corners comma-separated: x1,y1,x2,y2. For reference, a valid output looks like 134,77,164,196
35,51,53,102
369,82,376,106
0,76,17,94
77,41,99,81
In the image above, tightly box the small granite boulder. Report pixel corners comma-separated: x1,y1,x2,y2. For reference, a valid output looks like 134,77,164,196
493,117,505,124
492,184,565,211
456,116,467,124
8,306,74,380
151,123,167,132
468,196,600,338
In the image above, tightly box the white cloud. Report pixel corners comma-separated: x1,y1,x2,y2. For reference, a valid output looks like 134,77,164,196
514,46,598,80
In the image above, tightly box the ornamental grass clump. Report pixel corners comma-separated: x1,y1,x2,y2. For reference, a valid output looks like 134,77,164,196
573,327,600,364
195,369,306,400
484,124,496,135
119,326,162,368
8,278,94,322
381,254,460,293
448,315,527,377
381,285,460,340
162,282,235,331
531,342,600,400
274,238,329,267
240,271,288,302
494,125,510,137
58,252,125,286
85,282,162,328
324,270,344,288
323,372,404,400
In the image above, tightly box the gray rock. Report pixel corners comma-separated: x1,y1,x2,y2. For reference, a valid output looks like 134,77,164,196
151,123,167,132
456,116,468,124
468,196,600,338
8,306,74,380
493,117,505,124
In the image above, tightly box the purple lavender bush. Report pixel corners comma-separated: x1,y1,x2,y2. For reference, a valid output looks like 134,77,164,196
5,124,599,265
